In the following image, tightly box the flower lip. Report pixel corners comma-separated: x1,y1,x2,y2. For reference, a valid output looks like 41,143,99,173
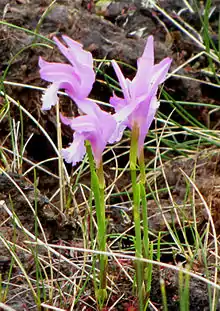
60,101,123,167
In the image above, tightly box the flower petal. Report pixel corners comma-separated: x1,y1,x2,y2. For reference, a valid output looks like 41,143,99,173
53,36,83,69
109,35,171,156
75,98,118,143
147,97,160,126
39,56,94,101
39,57,79,83
61,132,86,166
53,36,95,97
131,36,154,98
61,114,97,133
97,110,117,142
41,82,59,110
61,114,105,167
110,93,127,112
150,57,172,96
108,120,127,144
62,35,94,68
74,98,101,116
89,135,105,167
140,35,154,66
39,57,80,95
111,93,142,126
59,113,73,126
137,96,159,154
111,60,130,101
61,101,119,167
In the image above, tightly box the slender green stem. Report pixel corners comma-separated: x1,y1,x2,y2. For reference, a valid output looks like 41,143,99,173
139,148,149,258
96,162,107,294
86,143,107,306
130,124,144,311
33,0,56,42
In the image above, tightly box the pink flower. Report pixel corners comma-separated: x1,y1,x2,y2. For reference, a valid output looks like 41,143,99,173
60,99,124,167
110,36,172,154
39,35,95,110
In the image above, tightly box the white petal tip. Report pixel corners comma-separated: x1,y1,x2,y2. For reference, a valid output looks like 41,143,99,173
41,83,59,111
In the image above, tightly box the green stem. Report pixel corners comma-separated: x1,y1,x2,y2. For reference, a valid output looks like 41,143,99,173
96,162,107,292
86,143,107,306
139,148,149,258
130,124,144,311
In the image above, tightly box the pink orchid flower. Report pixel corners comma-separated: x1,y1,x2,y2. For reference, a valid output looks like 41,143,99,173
110,36,172,155
39,35,95,110
60,99,124,167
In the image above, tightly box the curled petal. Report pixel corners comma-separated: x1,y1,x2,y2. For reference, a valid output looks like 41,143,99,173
39,34,95,108
53,36,83,69
54,36,93,70
61,133,86,166
62,35,94,68
39,57,79,84
53,37,95,97
61,114,97,133
39,57,81,99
